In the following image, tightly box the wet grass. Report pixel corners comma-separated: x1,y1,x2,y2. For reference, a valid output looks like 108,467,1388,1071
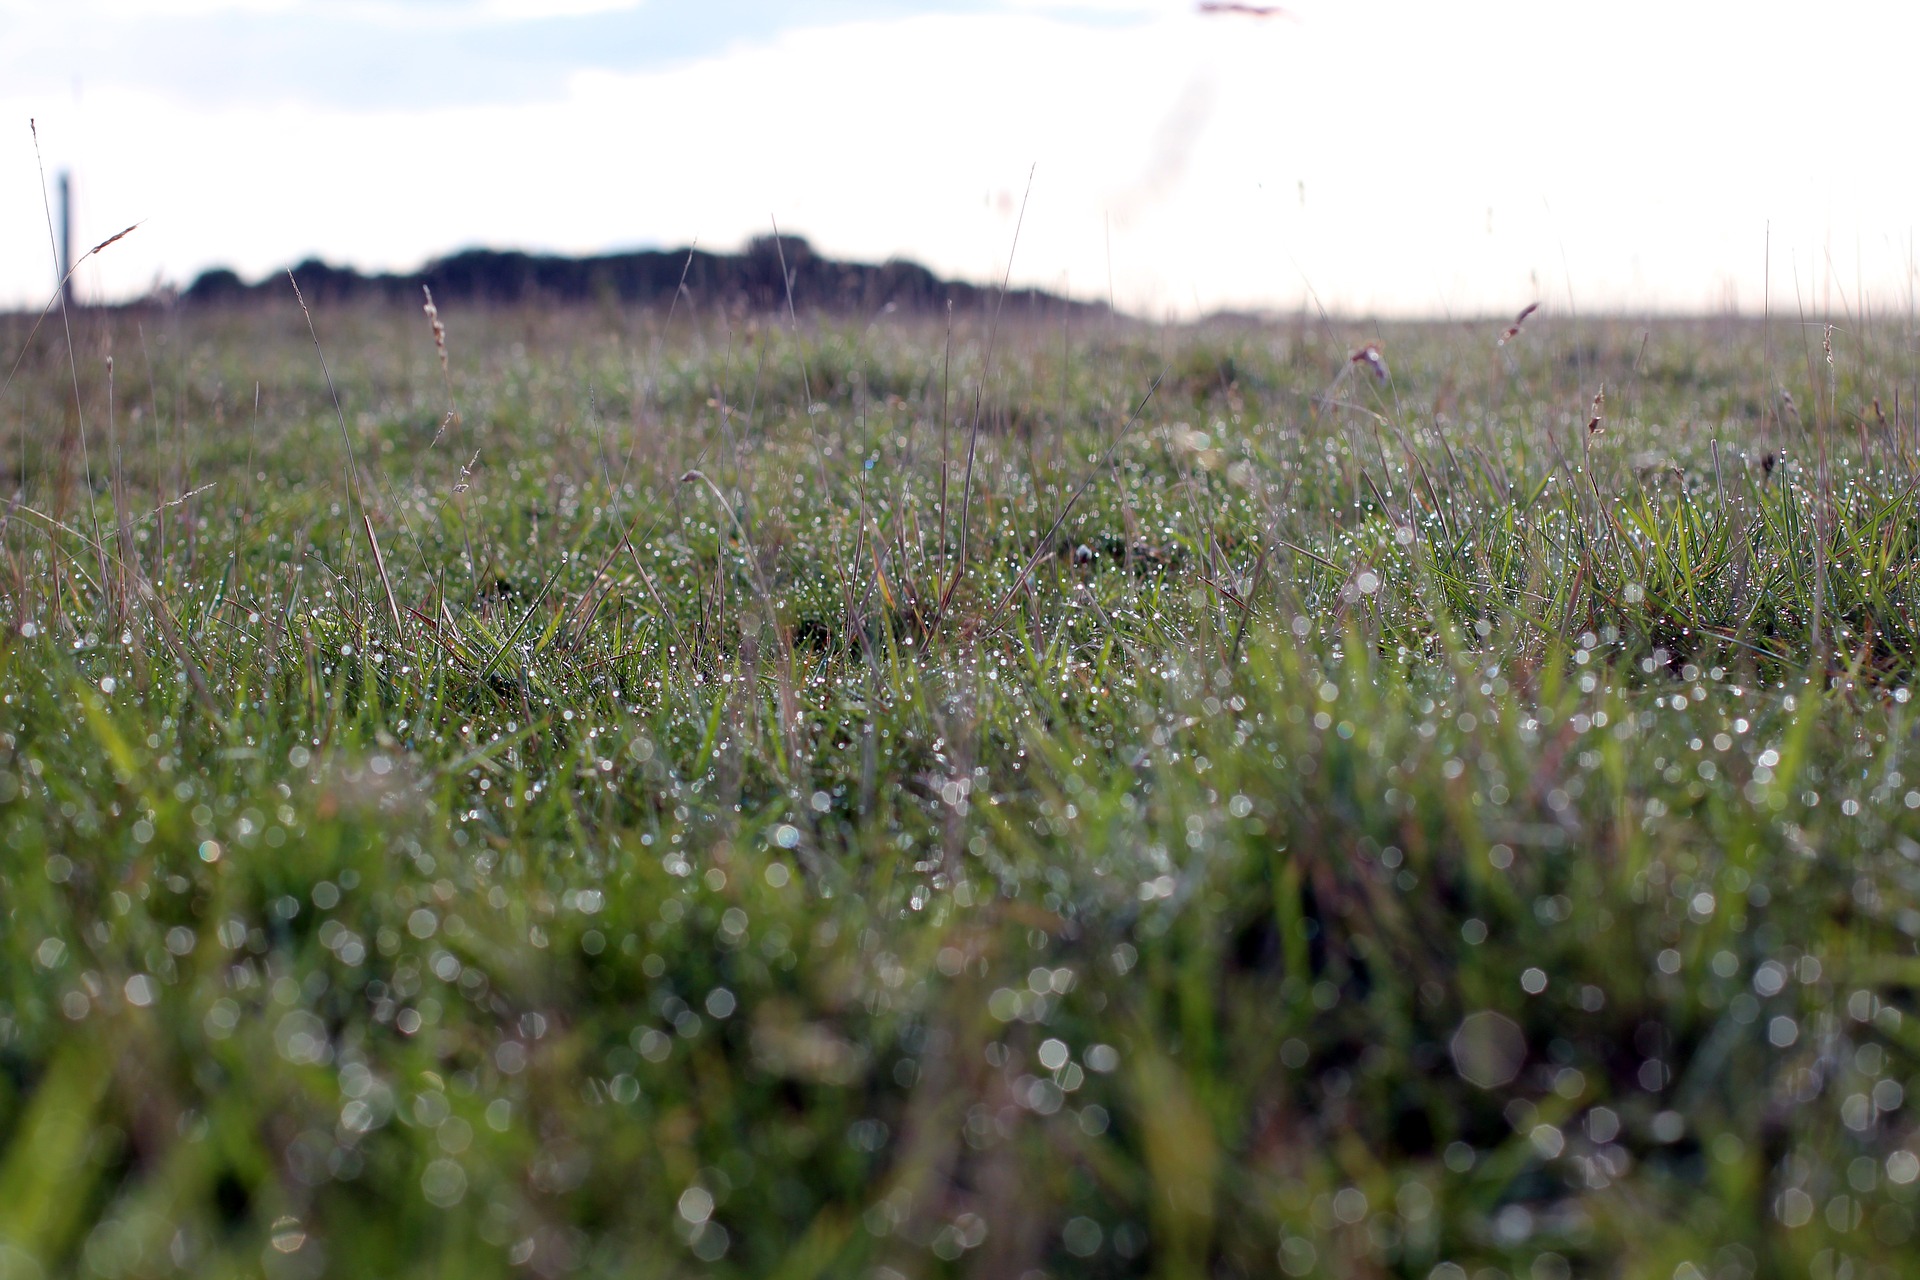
3,297,1920,1279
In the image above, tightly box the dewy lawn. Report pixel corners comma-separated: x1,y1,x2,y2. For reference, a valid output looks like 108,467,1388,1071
2,298,1918,1279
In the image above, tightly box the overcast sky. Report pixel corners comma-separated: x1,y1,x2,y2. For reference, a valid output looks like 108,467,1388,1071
4,0,1917,317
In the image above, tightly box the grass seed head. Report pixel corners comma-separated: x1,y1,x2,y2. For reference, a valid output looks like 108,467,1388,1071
423,286,450,381
1498,301,1539,346
453,448,480,493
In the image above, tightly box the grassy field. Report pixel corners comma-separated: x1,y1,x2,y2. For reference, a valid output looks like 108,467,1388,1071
3,289,1920,1280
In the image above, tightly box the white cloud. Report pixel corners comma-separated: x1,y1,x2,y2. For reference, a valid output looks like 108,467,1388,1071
36,0,645,20
58,0,302,15
477,0,647,19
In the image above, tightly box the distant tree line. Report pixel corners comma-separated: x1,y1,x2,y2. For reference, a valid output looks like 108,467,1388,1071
182,235,1103,317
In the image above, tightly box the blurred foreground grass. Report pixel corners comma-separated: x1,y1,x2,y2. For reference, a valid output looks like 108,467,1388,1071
3,296,1920,1278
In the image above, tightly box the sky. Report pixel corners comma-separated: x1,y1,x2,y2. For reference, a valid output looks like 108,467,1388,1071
3,0,1918,318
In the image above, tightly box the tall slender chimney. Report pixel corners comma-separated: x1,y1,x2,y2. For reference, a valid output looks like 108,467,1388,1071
58,170,74,311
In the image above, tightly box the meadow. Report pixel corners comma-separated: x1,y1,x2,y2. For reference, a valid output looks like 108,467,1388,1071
2,285,1919,1280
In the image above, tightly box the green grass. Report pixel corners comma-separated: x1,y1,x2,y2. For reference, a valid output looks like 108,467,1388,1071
3,295,1920,1279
